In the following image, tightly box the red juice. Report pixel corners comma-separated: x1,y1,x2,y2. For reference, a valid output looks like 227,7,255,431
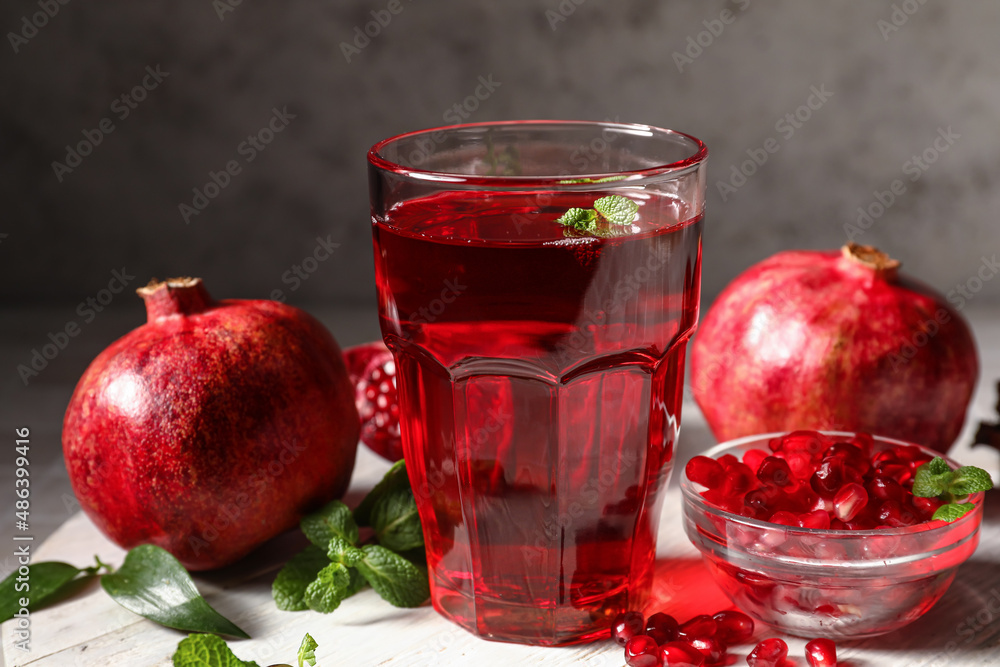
372,189,702,645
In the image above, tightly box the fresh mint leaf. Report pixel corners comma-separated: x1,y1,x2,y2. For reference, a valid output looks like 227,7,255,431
301,500,359,548
354,459,410,527
912,460,955,498
298,633,318,667
948,466,994,496
273,545,330,612
0,561,86,622
172,633,259,667
356,545,430,608
932,503,976,522
555,208,597,231
326,536,364,567
924,457,952,476
593,195,639,226
304,563,352,614
371,487,424,553
102,545,249,638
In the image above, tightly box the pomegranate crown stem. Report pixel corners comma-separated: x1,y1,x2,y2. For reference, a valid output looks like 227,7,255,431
842,243,900,280
137,277,214,320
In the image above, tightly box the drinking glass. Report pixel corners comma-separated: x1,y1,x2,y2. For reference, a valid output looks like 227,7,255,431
367,120,707,645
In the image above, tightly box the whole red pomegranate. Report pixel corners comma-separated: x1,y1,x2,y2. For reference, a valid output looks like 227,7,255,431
63,278,359,570
691,244,978,453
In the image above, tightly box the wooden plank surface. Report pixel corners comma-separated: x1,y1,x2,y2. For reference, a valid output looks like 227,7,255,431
3,439,1000,666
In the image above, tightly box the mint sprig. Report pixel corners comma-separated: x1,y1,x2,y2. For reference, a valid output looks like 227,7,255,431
172,633,259,667
272,461,429,613
912,456,994,522
555,195,638,236
298,633,319,667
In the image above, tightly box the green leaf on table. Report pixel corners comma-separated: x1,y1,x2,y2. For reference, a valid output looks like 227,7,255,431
355,545,429,608
593,195,639,226
102,544,249,638
948,466,994,496
303,563,353,614
297,632,318,667
301,500,359,548
932,502,977,523
0,562,83,623
272,545,331,612
326,536,364,567
172,633,259,667
371,487,424,553
354,459,410,527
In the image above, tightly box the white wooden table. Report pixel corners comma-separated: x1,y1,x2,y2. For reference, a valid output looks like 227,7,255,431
4,312,1000,667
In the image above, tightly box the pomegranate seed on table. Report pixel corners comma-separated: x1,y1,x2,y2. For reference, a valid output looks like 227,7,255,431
661,641,707,666
805,637,838,667
688,636,725,665
687,456,726,489
832,482,868,522
612,611,646,646
646,612,680,645
625,635,662,667
713,610,755,644
678,614,718,640
746,638,788,667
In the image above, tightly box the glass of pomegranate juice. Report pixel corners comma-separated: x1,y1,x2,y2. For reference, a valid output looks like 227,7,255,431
367,121,707,645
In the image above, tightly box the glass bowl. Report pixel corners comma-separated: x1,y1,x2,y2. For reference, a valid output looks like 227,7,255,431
680,432,984,639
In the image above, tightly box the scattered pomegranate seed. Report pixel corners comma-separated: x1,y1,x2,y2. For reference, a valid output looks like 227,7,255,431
678,614,718,640
661,641,707,666
686,456,726,490
713,610,755,644
688,636,725,664
612,611,646,646
746,638,788,667
805,637,838,667
646,612,680,645
832,483,868,522
625,635,662,667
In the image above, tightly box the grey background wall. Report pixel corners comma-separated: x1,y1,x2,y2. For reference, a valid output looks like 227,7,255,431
2,0,999,308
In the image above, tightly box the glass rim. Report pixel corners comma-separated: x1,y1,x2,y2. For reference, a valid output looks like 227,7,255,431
367,119,708,187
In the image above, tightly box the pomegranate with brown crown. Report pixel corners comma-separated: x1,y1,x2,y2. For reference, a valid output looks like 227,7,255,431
62,278,359,570
690,244,979,453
